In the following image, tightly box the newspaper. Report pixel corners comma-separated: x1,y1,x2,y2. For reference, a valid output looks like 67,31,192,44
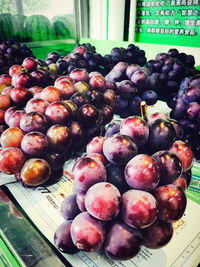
2,158,200,267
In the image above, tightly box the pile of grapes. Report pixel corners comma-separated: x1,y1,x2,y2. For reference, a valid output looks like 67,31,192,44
0,66,117,186
43,42,147,77
0,40,34,75
146,48,199,100
169,74,200,160
105,61,159,118
54,114,193,261
44,44,105,75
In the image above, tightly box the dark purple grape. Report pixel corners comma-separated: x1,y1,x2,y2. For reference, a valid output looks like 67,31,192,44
105,220,142,260
148,119,176,151
61,194,80,220
152,150,182,186
141,90,158,105
106,163,129,194
128,96,142,115
182,86,200,104
54,221,79,254
104,120,121,138
186,102,200,120
141,219,173,249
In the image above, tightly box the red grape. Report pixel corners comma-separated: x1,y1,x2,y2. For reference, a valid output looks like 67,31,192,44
72,156,107,191
20,158,51,186
125,154,160,191
153,184,187,223
0,147,26,174
85,182,121,221
121,189,157,229
70,212,105,252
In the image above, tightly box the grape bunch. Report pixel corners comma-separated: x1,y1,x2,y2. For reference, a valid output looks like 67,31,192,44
105,61,159,118
44,43,105,76
0,67,116,187
146,48,199,101
44,43,147,77
169,74,200,160
0,40,34,75
54,113,193,261
103,44,147,74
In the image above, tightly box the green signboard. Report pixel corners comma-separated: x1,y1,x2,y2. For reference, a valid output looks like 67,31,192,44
134,0,200,47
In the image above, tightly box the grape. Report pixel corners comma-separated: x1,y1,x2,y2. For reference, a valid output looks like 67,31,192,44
76,191,86,211
0,95,11,110
45,101,72,125
141,90,158,105
141,219,173,248
152,151,183,186
25,98,49,114
106,163,129,194
186,102,200,120
4,106,19,125
101,104,114,125
169,140,193,171
20,112,48,133
77,104,99,126
85,182,121,220
21,131,49,157
0,127,24,148
126,64,140,80
70,212,105,252
72,156,107,191
54,221,79,254
61,194,80,220
147,119,176,152
104,119,121,138
105,220,142,260
153,184,187,223
8,110,26,128
128,96,142,116
20,158,51,186
122,190,157,230
84,153,108,166
120,116,149,147
69,68,89,83
84,89,103,107
125,154,160,191
182,86,200,104
39,86,62,103
103,134,138,166
44,151,66,171
46,125,72,152
117,80,136,99
86,136,106,155
131,70,148,89
0,147,26,174
89,74,106,92
70,92,89,108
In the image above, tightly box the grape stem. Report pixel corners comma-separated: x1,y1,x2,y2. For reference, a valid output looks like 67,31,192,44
140,101,148,121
